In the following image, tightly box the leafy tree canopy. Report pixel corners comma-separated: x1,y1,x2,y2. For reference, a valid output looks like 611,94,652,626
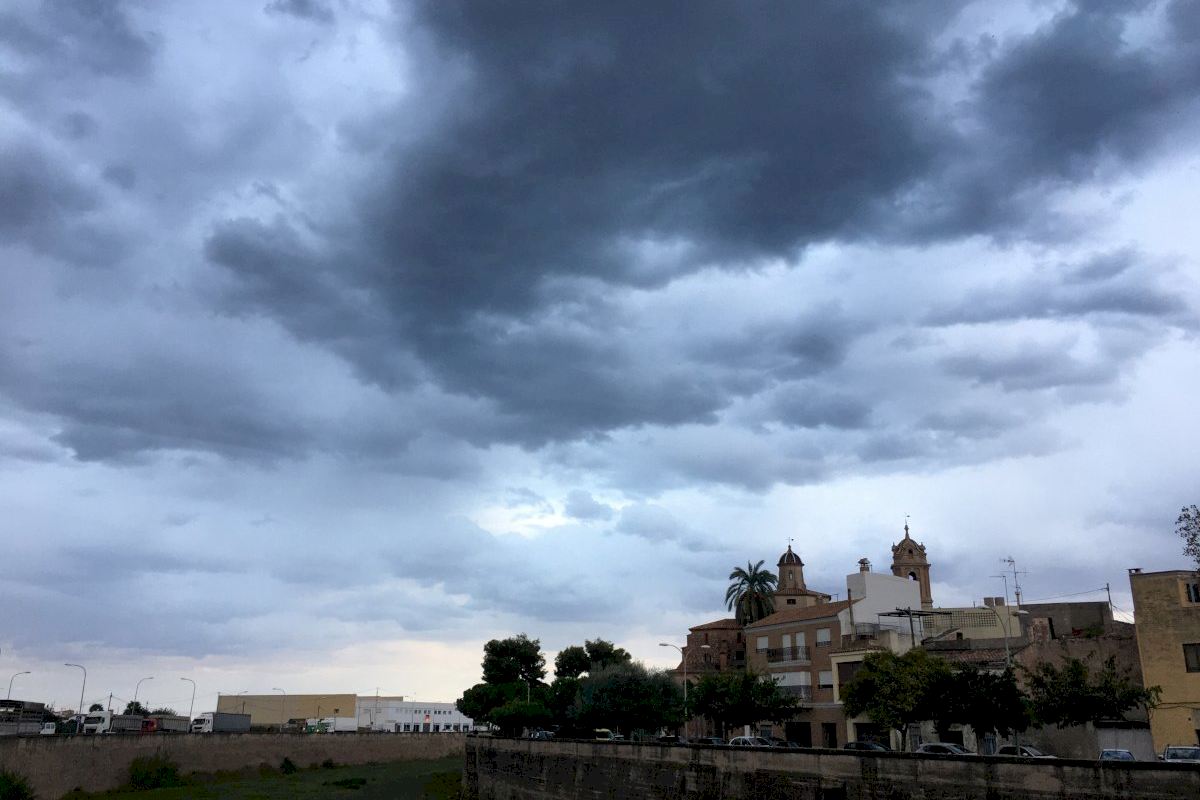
841,649,951,748
934,665,1028,739
123,701,149,716
1025,656,1159,728
456,681,524,725
584,639,631,671
691,669,801,737
489,700,553,737
481,634,546,685
577,662,682,737
1178,505,1200,569
725,560,778,625
554,646,591,679
149,707,177,716
88,703,104,712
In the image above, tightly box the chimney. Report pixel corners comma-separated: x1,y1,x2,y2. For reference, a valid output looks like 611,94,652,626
994,596,1006,607
983,597,995,608
1128,567,1142,574
858,558,871,573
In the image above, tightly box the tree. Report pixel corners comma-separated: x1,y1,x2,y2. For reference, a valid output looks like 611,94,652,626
482,634,546,685
555,646,591,679
934,666,1028,740
841,649,951,750
576,662,682,738
1025,656,1159,728
123,701,149,716
584,639,632,671
88,703,104,712
1178,505,1200,569
149,707,176,716
489,700,553,737
725,560,778,625
691,670,801,738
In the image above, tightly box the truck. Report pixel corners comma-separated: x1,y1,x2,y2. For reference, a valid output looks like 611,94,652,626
190,711,251,733
82,711,145,735
146,714,190,734
306,716,357,733
0,700,46,736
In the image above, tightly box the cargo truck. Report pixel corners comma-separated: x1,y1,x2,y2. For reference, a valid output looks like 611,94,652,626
146,714,190,734
306,716,357,733
82,711,145,734
190,711,251,733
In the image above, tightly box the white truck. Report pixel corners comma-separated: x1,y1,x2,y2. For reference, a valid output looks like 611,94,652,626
190,711,252,733
81,711,144,734
306,716,357,733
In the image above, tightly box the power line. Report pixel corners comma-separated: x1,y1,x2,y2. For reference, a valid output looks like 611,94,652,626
1021,587,1108,604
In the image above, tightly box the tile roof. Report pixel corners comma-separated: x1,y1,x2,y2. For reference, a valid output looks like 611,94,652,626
689,618,740,631
745,599,857,629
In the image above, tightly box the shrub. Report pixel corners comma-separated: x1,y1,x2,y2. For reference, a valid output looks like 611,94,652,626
127,754,184,790
280,757,298,775
320,758,336,769
0,769,35,800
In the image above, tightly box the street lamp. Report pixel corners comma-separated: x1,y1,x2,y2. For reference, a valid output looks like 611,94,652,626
65,664,86,734
272,688,286,731
134,676,154,711
660,642,709,738
180,678,196,726
237,690,248,714
983,605,1029,751
7,671,30,700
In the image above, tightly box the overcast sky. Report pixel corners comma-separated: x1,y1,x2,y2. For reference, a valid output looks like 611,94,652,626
3,0,1200,713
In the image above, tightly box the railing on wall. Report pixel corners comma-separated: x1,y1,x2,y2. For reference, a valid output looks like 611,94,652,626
756,645,811,663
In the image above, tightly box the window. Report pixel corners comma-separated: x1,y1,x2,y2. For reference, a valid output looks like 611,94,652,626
786,598,797,605
1186,583,1200,604
782,634,791,648
818,670,834,689
816,628,831,646
1185,643,1200,673
757,635,769,651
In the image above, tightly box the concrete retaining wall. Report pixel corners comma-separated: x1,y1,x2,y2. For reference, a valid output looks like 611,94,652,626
463,737,1200,800
0,732,463,798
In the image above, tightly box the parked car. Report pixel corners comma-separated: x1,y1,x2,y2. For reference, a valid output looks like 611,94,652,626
693,736,725,746
845,741,889,752
529,729,555,740
1099,749,1136,761
915,742,973,755
656,735,688,745
1161,745,1200,764
594,728,617,741
39,722,57,736
728,736,772,747
996,745,1055,758
767,738,801,749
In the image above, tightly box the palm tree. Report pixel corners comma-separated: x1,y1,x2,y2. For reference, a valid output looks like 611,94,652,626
725,560,778,624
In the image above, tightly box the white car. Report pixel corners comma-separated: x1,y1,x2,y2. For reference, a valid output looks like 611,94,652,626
728,736,772,747
1161,745,1200,764
996,745,1054,758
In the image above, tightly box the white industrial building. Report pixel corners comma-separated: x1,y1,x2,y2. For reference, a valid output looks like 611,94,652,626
355,696,477,732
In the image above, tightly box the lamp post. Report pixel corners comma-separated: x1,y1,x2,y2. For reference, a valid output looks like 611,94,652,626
7,671,30,700
660,642,710,738
134,676,154,712
180,678,196,727
237,691,248,714
65,664,86,734
272,688,286,731
983,605,1029,752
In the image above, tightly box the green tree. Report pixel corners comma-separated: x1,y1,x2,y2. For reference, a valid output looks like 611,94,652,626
456,682,523,726
934,665,1028,740
149,707,177,716
577,662,682,738
841,649,951,750
123,700,149,716
725,560,778,625
88,703,104,712
1178,505,1200,569
482,634,546,685
584,639,632,671
691,670,801,738
1025,656,1159,727
555,646,591,679
489,700,553,737
546,676,581,719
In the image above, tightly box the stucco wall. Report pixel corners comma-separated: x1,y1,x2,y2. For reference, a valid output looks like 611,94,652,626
463,737,1200,800
1130,569,1200,751
0,732,462,799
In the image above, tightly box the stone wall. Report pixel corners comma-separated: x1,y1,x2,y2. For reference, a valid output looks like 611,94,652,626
463,737,1200,800
0,732,463,799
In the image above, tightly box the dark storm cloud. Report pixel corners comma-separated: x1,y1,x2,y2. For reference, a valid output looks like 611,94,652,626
264,0,335,25
0,0,156,81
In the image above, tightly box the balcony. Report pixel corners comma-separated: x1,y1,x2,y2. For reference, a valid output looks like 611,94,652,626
777,685,813,701
757,645,811,664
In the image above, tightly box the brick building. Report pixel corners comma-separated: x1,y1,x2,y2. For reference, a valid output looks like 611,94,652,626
1129,567,1200,751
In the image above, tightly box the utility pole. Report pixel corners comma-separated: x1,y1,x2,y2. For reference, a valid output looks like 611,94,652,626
1001,557,1028,608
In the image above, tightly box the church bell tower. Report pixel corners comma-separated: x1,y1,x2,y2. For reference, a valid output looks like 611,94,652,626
891,522,934,609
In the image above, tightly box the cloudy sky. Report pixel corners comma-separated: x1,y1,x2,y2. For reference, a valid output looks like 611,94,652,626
3,0,1200,712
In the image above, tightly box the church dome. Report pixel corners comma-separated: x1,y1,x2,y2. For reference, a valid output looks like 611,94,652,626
778,545,804,566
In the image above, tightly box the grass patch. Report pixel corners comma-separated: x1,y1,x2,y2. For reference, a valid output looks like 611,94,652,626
127,755,185,790
0,768,36,800
65,756,463,799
